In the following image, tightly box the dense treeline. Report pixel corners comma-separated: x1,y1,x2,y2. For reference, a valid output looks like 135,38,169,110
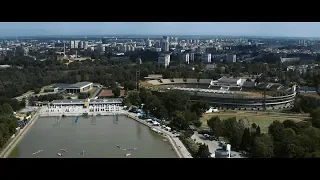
207,108,320,158
207,116,261,154
0,103,18,149
292,94,320,113
125,88,209,129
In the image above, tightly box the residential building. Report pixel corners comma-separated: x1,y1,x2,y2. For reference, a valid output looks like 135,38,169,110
280,57,300,63
83,41,88,50
158,53,171,68
70,41,75,49
190,53,195,61
64,82,93,94
181,53,190,64
201,53,211,63
74,40,80,49
226,54,237,63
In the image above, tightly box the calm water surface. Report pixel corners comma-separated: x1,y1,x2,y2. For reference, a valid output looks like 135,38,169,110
9,116,177,158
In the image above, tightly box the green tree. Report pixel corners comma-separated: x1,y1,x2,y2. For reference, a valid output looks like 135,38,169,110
183,111,201,127
163,90,190,117
171,112,189,130
239,128,251,151
310,107,320,128
268,120,285,142
139,87,152,104
127,91,141,106
144,95,167,119
207,116,222,137
252,134,274,158
195,143,211,158
122,97,131,107
1,103,13,114
190,100,210,117
273,128,298,158
256,126,261,136
112,87,121,97
33,88,41,94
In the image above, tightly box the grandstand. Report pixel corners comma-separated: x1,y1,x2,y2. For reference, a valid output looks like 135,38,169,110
143,78,297,110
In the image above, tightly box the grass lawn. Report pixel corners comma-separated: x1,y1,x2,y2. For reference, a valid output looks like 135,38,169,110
200,111,310,133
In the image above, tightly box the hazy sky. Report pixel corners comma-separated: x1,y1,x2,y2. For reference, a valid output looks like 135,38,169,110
0,22,320,37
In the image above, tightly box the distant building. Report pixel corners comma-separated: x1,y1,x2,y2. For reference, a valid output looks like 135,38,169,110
102,38,108,44
70,41,75,49
146,39,152,47
163,36,169,42
120,45,127,52
151,47,162,52
181,53,190,64
83,41,88,50
280,57,300,63
79,41,84,49
161,40,169,52
201,53,211,63
197,46,206,53
158,53,171,68
22,47,29,56
65,82,93,94
74,40,80,49
205,64,216,70
190,53,195,61
226,54,237,63
155,41,161,48
98,44,105,52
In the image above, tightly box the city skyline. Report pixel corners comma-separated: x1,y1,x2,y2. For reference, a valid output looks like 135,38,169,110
0,22,320,38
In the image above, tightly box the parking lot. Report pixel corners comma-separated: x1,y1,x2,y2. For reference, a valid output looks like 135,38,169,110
191,132,243,158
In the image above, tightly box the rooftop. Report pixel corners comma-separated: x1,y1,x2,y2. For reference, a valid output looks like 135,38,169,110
99,90,114,97
52,83,72,89
218,77,240,84
52,98,123,104
67,82,93,88
242,81,256,87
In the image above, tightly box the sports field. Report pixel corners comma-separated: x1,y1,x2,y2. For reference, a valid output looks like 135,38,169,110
200,111,310,133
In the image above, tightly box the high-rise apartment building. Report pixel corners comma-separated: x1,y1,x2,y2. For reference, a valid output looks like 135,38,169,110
181,53,190,64
190,53,195,61
201,54,211,63
226,54,237,63
158,53,171,68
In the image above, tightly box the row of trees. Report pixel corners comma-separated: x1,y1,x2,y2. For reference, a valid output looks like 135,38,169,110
125,88,209,130
292,94,320,113
0,103,18,149
207,116,261,153
207,107,320,158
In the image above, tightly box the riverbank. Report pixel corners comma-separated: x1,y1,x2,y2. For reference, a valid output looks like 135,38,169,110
0,110,40,158
125,112,193,158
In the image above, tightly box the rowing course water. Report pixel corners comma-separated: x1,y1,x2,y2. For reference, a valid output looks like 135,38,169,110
9,116,177,158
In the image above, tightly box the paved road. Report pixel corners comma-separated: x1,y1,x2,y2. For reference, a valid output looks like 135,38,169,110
191,132,243,158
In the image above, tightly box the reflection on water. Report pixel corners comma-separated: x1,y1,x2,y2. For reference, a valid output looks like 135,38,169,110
137,121,142,140
9,116,177,158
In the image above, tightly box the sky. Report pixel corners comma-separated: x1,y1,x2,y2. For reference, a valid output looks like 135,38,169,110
0,22,320,37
